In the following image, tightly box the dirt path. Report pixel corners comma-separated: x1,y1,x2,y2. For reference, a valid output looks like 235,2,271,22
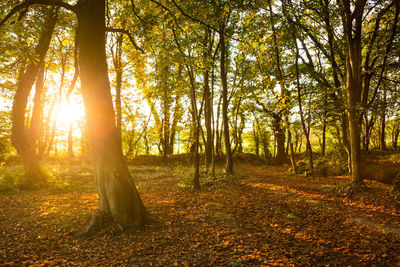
0,162,400,266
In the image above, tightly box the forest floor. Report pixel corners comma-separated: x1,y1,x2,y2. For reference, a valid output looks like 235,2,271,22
1,158,400,266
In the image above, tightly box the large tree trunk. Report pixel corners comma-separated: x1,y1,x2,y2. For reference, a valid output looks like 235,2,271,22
11,8,58,187
341,0,366,185
76,0,148,233
219,22,233,174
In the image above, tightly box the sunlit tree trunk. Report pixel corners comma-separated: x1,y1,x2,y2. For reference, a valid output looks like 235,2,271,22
68,125,74,159
30,62,45,156
113,31,124,143
76,0,148,233
11,8,57,186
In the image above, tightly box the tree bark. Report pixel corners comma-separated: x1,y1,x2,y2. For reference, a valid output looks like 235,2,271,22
76,0,148,232
68,124,74,159
219,22,233,174
293,28,313,171
341,0,366,185
30,62,45,156
113,31,124,143
380,84,387,151
253,121,259,156
203,28,213,169
273,115,286,164
169,94,181,155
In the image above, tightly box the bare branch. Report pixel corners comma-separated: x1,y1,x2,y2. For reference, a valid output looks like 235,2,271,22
105,27,145,54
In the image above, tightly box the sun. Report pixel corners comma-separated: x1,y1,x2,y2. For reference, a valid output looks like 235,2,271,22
57,97,85,126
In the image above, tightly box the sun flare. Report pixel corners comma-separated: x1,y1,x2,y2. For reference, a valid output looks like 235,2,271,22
57,98,85,126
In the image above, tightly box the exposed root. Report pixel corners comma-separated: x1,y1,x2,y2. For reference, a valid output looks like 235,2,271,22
78,210,156,236
78,211,112,236
336,181,367,197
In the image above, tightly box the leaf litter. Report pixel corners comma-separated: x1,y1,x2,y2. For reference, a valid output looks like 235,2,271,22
0,162,400,266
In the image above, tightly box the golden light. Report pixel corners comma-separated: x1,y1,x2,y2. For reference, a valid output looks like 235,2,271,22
57,97,85,127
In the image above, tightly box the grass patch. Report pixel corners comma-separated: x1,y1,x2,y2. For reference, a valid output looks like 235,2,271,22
0,164,24,192
0,161,96,195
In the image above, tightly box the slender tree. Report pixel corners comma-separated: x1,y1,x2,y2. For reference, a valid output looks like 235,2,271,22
10,7,57,187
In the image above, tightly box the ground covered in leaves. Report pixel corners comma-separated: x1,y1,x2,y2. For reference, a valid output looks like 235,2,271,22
1,159,400,266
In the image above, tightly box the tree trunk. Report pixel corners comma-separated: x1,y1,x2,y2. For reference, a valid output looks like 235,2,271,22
380,85,387,151
30,62,45,157
203,28,213,169
113,31,123,143
321,118,326,156
219,23,233,174
273,116,286,164
238,116,244,154
76,0,148,233
341,113,351,173
215,94,222,156
253,121,259,156
68,124,74,159
269,2,288,166
364,114,375,152
11,8,58,187
184,62,201,190
210,66,216,178
341,0,366,185
293,30,313,171
288,129,296,173
169,94,181,155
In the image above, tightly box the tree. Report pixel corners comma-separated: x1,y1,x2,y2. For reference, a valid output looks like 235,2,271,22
10,7,58,187
76,0,149,232
2,0,150,232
